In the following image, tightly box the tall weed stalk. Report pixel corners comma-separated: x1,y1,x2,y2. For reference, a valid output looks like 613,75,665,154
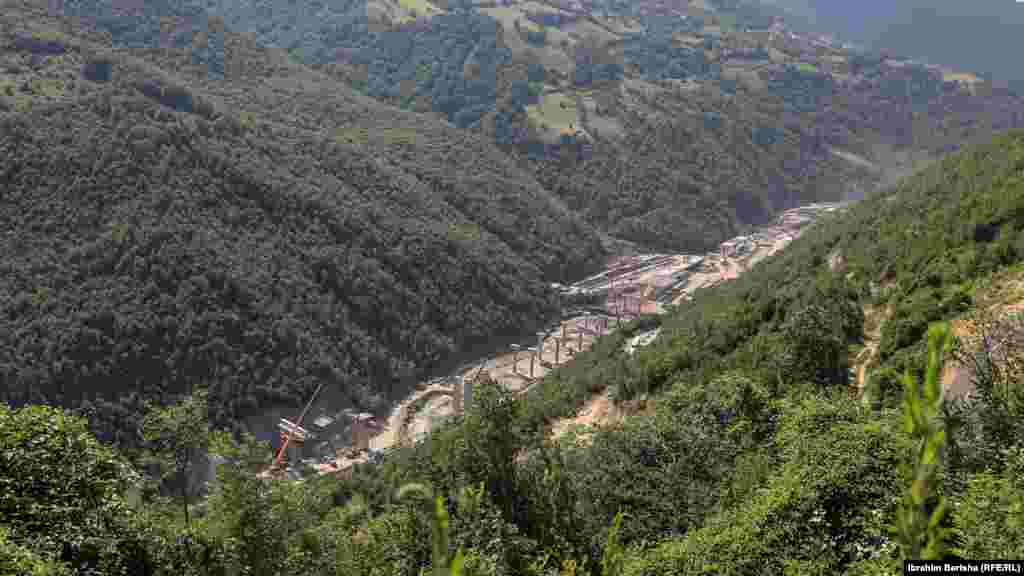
893,324,952,560
397,483,466,576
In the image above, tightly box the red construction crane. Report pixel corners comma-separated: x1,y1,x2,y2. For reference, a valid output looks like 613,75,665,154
267,379,326,475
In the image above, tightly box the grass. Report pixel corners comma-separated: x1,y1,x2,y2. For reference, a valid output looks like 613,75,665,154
718,13,737,33
31,29,67,43
397,0,442,14
448,223,481,242
943,71,982,85
28,78,67,98
796,62,819,74
394,0,443,22
526,92,579,133
366,0,444,26
416,63,432,82
336,126,370,146
335,126,416,146
481,7,542,33
13,94,34,113
380,128,417,146
239,111,257,131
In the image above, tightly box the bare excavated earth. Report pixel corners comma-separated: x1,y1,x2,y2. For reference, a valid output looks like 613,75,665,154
941,266,1024,401
850,265,1024,404
316,204,847,474
851,303,892,398
547,204,847,444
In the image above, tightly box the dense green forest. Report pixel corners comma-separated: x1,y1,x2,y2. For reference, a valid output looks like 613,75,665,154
32,0,1024,254
0,4,605,447
4,117,1023,574
4,1,1024,572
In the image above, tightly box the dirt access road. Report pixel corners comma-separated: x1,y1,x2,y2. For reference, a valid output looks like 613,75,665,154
315,203,849,475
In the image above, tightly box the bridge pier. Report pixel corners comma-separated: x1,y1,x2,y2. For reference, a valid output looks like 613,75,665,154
461,376,473,413
351,413,374,452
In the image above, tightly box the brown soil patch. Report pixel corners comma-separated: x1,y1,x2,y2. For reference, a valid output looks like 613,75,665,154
352,528,370,546
547,391,654,447
942,318,976,401
549,390,617,445
856,268,1024,403
853,303,892,398
672,232,797,305
367,382,457,451
941,266,1024,401
974,266,1024,311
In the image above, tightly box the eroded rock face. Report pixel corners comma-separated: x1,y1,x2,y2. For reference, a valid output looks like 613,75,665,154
829,250,848,274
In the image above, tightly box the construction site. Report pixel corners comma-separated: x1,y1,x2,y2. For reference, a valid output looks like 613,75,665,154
260,202,848,481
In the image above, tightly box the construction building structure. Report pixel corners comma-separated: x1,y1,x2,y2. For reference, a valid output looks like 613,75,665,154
265,202,851,483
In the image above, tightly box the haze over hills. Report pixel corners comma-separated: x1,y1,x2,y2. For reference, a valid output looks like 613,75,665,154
761,0,1024,91
30,0,1024,252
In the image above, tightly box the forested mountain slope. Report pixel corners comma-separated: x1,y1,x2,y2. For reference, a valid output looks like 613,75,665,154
0,1,604,444
332,131,1024,575
3,129,1023,576
28,0,1024,252
612,128,1024,576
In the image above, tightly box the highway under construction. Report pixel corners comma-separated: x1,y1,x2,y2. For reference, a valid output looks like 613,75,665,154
261,202,848,481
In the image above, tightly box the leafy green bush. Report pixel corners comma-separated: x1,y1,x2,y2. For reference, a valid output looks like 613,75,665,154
866,367,903,408
206,435,327,576
0,527,70,576
623,393,907,575
775,303,851,389
561,403,736,549
953,446,1024,558
0,404,143,573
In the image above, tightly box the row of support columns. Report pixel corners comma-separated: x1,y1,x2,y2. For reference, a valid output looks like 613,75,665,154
508,316,618,379
317,285,657,472
334,309,636,462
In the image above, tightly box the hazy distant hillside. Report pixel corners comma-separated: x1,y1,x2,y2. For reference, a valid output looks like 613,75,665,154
761,0,1024,90
30,0,1024,253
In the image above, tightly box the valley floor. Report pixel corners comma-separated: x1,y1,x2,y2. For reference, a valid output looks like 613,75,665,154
306,202,849,478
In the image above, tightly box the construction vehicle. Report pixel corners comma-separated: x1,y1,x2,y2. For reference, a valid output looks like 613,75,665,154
261,380,326,479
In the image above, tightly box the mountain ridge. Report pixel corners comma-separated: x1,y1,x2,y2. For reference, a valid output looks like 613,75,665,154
25,0,1024,252
2,0,1024,570
0,3,604,446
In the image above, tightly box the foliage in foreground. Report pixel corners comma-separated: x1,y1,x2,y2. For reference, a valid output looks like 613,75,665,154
894,324,952,561
3,132,1024,574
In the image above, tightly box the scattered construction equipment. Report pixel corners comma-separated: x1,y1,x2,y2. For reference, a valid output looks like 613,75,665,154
261,379,326,479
